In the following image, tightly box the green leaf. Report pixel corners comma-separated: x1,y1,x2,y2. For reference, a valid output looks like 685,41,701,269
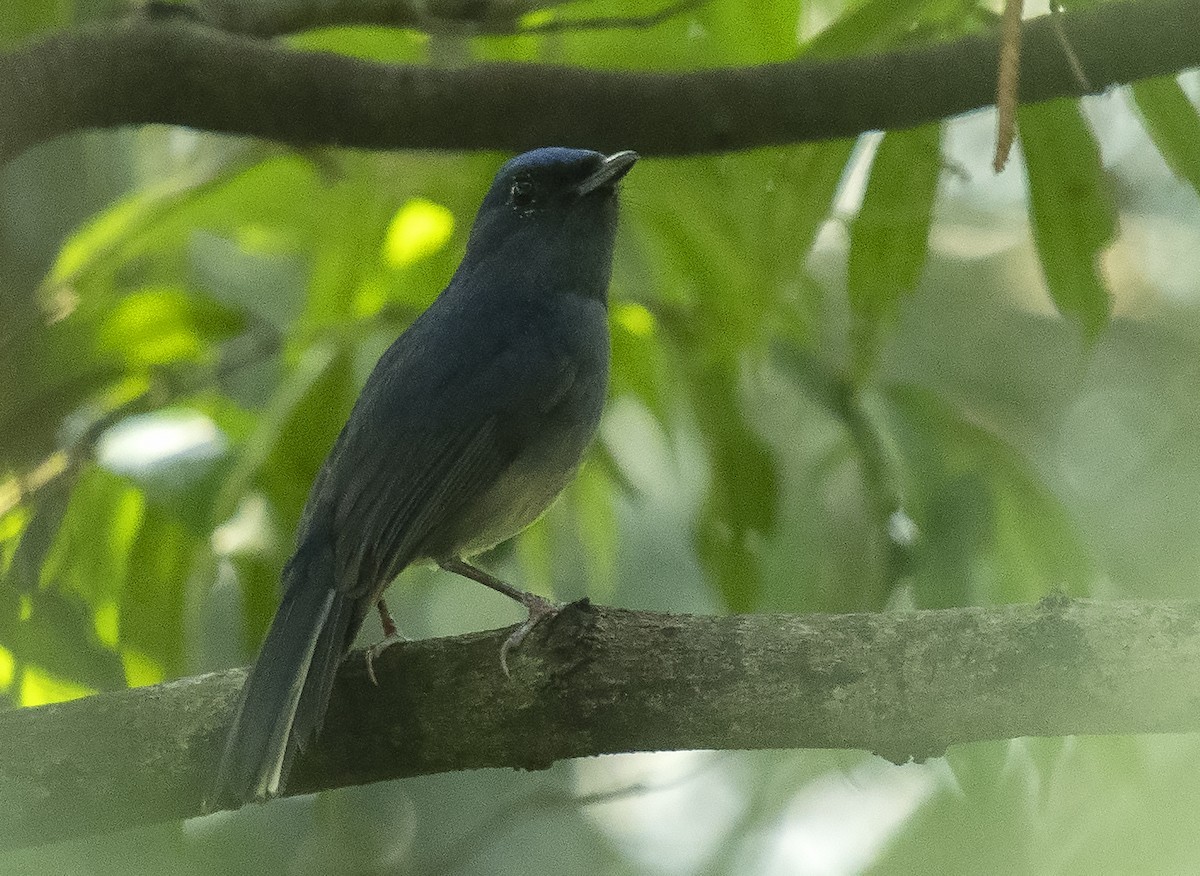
0,467,136,692
98,286,244,369
1018,99,1114,338
257,345,355,531
881,384,1093,607
44,146,269,295
39,466,145,608
1131,76,1200,197
120,508,194,677
5,471,76,596
569,463,618,602
215,341,343,526
515,515,554,598
690,368,777,613
0,588,127,694
847,123,942,377
804,0,936,57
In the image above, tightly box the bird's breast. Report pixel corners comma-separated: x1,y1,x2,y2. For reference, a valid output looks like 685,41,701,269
452,350,607,558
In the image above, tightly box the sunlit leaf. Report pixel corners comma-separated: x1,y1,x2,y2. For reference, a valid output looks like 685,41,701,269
383,197,455,268
0,587,126,694
45,147,268,294
804,0,934,56
120,508,195,676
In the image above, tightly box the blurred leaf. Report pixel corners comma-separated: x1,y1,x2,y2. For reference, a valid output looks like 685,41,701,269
216,341,342,526
5,468,76,594
0,586,126,693
305,160,394,332
1132,76,1200,197
847,124,942,377
804,0,934,56
39,466,144,609
230,553,286,651
515,514,554,597
120,507,195,677
0,309,124,473
44,146,268,295
569,463,618,602
609,300,667,419
96,408,232,532
0,0,66,45
257,344,355,531
691,368,777,613
881,384,1093,607
188,232,308,333
383,197,455,268
1019,99,1114,338
98,286,245,369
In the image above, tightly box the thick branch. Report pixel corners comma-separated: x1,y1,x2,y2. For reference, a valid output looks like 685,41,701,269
170,0,575,36
3,597,1200,850
1,0,1197,164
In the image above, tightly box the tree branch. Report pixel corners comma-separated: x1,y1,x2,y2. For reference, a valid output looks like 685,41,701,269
3,597,1200,850
1,0,1196,165
162,0,688,37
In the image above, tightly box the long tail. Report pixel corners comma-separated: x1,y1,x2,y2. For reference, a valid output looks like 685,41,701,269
205,539,356,812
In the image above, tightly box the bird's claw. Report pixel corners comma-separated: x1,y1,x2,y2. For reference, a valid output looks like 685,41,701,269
365,632,407,686
499,594,560,678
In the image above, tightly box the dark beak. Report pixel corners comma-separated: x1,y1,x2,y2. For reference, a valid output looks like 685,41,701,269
576,150,639,196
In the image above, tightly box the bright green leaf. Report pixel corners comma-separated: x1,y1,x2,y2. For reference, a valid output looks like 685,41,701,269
383,197,455,268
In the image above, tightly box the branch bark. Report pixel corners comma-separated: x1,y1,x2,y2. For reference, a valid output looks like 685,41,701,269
3,597,1200,850
1,0,1196,165
160,0,572,36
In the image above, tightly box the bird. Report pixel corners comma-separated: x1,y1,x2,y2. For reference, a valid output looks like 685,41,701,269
206,147,637,811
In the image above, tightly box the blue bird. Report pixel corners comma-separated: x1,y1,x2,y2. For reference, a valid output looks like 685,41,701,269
207,147,637,810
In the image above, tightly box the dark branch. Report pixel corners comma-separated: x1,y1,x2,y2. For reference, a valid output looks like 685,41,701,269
1,0,1196,164
167,0,683,37
3,598,1200,850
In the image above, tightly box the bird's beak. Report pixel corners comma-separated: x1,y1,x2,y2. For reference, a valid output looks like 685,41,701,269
576,150,639,196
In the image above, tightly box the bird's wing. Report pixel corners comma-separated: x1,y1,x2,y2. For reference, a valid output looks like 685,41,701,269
326,328,578,603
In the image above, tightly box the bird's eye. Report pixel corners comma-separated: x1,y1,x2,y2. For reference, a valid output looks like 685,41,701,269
510,178,536,208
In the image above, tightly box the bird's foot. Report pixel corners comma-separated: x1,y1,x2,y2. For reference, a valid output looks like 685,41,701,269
436,558,561,677
500,592,561,678
365,632,408,686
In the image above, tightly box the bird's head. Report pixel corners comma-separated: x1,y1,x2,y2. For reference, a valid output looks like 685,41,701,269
459,148,638,302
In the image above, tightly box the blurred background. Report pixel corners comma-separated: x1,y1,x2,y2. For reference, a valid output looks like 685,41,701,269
4,0,1200,872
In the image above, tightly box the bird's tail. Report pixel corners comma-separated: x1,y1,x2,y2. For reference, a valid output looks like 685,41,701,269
205,538,355,812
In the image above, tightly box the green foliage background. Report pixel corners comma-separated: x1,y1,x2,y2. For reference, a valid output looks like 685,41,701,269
4,0,1200,872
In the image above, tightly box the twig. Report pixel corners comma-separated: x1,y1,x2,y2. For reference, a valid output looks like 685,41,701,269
1049,0,1093,91
993,0,1022,172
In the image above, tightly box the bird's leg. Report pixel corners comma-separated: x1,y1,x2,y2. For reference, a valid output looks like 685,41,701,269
377,598,398,639
365,597,406,686
439,557,560,677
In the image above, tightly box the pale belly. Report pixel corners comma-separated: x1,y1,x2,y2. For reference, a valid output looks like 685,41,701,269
439,390,602,559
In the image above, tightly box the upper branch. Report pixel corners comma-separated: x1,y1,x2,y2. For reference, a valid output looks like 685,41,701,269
2,598,1200,850
168,0,576,37
1,0,1196,164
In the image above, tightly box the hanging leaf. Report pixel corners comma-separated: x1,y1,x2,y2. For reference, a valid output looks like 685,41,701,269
1018,99,1114,338
690,367,777,613
1131,76,1200,198
847,123,942,377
